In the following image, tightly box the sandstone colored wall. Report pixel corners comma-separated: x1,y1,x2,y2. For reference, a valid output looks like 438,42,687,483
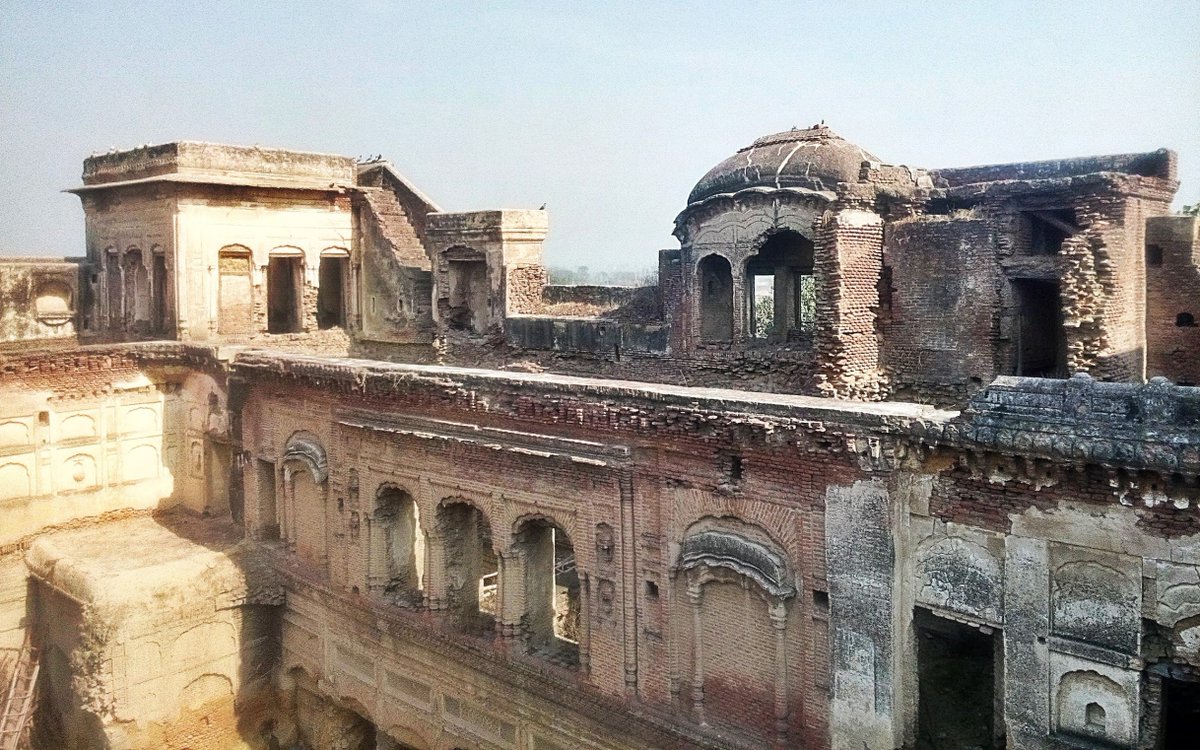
26,515,282,750
0,258,84,346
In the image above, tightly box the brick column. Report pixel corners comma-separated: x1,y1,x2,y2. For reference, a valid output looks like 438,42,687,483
423,529,446,611
770,600,791,747
687,579,706,726
498,549,525,639
619,467,639,693
814,208,885,399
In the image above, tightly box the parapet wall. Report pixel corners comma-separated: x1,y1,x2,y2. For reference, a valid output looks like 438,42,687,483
930,149,1177,186
953,373,1200,476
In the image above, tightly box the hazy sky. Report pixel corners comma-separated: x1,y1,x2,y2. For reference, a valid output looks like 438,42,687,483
2,1,1197,270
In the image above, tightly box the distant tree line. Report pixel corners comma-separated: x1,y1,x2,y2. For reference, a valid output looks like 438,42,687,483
547,266,658,286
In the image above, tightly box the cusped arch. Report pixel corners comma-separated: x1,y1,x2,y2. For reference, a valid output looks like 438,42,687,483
218,243,253,260
375,480,416,507
1055,669,1133,744
677,517,795,599
0,421,30,447
180,673,233,710
60,413,97,439
510,510,579,549
436,494,496,538
0,463,31,500
283,431,328,484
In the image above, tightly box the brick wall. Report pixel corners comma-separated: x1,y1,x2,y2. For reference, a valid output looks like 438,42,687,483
1146,215,1200,384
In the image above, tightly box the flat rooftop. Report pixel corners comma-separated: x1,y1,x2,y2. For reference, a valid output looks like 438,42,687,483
73,141,357,192
25,513,259,606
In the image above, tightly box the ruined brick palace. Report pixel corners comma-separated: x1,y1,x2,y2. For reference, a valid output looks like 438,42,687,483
0,127,1197,750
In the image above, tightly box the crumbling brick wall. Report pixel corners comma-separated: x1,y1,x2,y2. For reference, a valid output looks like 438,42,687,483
1145,215,1200,384
813,208,885,399
505,264,548,314
882,215,998,404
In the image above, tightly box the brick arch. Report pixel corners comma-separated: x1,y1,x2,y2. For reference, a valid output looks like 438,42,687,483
282,430,328,484
374,480,417,511
436,493,500,551
508,509,580,552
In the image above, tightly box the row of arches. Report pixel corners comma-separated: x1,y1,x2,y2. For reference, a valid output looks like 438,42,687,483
698,229,816,344
102,245,168,335
270,439,581,662
265,434,805,739
217,245,349,334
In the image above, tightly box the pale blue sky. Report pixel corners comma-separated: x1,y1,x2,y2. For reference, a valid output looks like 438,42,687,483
2,1,1197,269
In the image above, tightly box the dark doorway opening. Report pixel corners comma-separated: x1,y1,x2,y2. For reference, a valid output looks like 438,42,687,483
513,519,580,666
437,501,497,635
151,252,168,335
1161,675,1200,749
1013,279,1067,377
1022,209,1077,256
745,231,815,344
256,459,278,540
105,252,122,330
915,608,1002,750
446,256,488,333
204,438,231,517
267,256,303,333
123,250,151,334
317,255,347,329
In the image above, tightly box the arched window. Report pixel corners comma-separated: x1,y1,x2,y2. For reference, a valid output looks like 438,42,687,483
698,254,733,342
436,500,496,633
371,486,423,605
745,230,814,344
513,518,579,662
281,432,328,568
1176,312,1196,327
317,249,349,329
1085,702,1106,731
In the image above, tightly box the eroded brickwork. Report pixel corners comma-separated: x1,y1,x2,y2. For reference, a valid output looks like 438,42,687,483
0,131,1196,750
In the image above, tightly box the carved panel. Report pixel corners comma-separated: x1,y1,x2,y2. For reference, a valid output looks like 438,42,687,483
1051,557,1139,654
915,534,1003,625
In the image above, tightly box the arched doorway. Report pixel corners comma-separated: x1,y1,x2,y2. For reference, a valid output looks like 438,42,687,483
698,254,733,342
436,500,496,634
512,518,580,664
745,230,814,344
371,485,423,605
